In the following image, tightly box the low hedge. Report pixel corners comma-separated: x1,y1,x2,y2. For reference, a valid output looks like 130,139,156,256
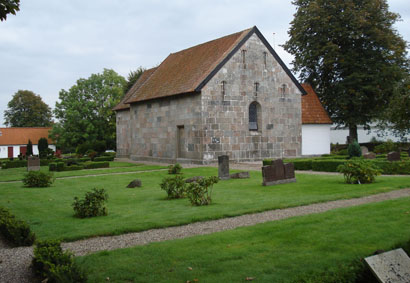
0,206,35,246
93,156,114,162
291,159,314,170
373,160,410,175
63,165,84,171
49,162,83,171
1,159,27,169
312,160,347,172
83,161,109,169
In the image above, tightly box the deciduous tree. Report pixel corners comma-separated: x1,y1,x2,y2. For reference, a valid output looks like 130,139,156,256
283,0,408,142
4,90,53,127
50,69,126,151
0,0,19,21
123,67,145,94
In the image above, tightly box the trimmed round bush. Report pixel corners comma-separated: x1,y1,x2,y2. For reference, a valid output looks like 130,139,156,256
337,159,382,184
22,171,54,187
348,141,362,158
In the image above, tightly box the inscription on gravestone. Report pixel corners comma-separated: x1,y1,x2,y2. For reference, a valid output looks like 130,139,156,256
218,155,230,180
27,156,40,171
365,248,410,283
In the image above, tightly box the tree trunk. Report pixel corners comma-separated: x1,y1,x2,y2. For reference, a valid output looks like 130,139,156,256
348,125,358,144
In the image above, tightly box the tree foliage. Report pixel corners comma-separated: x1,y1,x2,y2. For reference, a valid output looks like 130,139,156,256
50,69,126,151
26,140,33,156
0,0,19,21
283,0,409,141
4,90,53,127
380,73,410,139
123,67,145,94
38,138,48,154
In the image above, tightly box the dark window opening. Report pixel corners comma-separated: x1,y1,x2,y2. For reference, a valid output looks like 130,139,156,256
221,80,226,96
281,84,287,97
263,51,267,67
254,82,259,96
241,49,247,66
249,102,258,131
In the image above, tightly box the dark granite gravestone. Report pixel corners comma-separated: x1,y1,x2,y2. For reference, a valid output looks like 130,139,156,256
27,156,40,171
262,159,296,186
229,172,250,179
363,152,376,159
126,179,142,188
284,163,295,179
387,151,401,162
185,176,204,183
218,155,230,180
365,248,410,283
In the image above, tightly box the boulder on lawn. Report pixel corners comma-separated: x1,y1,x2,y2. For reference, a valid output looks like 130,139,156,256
229,172,250,179
185,176,204,183
127,179,142,188
387,151,400,162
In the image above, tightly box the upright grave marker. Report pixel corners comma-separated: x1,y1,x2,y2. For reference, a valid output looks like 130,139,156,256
27,156,40,171
262,159,296,186
218,155,230,180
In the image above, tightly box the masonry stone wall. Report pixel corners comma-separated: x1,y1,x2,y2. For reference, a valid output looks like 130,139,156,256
128,93,203,163
116,110,131,157
200,33,302,162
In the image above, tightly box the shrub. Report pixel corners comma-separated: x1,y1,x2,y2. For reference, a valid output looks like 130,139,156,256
348,141,362,158
94,156,114,162
312,160,347,172
291,159,313,170
1,159,27,169
0,207,35,246
72,188,109,218
39,159,53,166
93,140,107,154
186,176,218,206
86,150,98,160
83,161,109,169
49,162,57,171
63,164,84,171
262,159,273,166
22,171,54,187
32,240,86,283
56,162,65,172
168,163,182,174
372,160,410,175
160,175,186,199
374,139,398,154
76,142,92,156
337,159,382,184
38,137,49,158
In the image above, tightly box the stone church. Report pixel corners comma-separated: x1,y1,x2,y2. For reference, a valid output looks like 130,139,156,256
114,26,308,164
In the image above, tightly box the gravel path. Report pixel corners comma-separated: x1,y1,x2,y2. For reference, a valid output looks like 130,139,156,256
1,188,409,282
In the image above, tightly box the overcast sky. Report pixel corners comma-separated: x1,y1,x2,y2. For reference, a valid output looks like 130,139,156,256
0,0,409,127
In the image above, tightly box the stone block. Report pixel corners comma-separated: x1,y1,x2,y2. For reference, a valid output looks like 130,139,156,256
387,151,401,162
365,248,410,283
360,146,369,155
185,176,204,183
229,172,250,179
363,152,376,159
27,156,40,171
218,155,230,180
127,179,142,188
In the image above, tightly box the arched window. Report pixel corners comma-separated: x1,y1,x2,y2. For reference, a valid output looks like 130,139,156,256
249,101,261,131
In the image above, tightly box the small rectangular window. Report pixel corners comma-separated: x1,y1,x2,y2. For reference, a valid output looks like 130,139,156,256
254,82,259,96
263,51,267,67
221,81,226,96
241,49,247,69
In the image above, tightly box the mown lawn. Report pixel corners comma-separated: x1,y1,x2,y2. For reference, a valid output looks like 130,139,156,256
0,167,409,241
76,197,410,283
0,162,166,182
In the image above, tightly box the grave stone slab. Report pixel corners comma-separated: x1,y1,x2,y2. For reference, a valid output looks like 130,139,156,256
361,146,369,155
365,248,410,283
272,159,285,180
364,152,376,159
387,152,401,162
284,163,295,179
218,155,230,180
229,172,250,179
185,176,204,183
27,156,40,171
126,179,142,188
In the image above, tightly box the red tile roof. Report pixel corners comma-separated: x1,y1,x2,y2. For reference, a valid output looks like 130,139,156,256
113,67,157,111
0,127,54,145
301,84,332,124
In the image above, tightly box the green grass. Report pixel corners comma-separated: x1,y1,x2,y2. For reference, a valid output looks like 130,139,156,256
0,162,166,182
0,167,409,241
76,197,410,282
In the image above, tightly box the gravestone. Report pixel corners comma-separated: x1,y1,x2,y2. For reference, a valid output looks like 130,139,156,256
27,156,40,171
365,248,410,283
360,146,369,155
126,179,142,188
262,159,296,186
229,172,250,179
218,155,230,180
185,176,204,183
387,151,401,162
284,163,295,179
364,152,376,160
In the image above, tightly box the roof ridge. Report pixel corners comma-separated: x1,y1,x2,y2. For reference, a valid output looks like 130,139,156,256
123,67,158,105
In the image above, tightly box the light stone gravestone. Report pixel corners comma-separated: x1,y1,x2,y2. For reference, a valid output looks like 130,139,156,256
218,155,230,180
365,248,410,283
27,156,40,171
229,171,250,179
364,152,377,159
361,146,369,155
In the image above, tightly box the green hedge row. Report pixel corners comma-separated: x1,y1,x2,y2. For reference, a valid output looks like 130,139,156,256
1,159,27,169
264,159,410,174
83,161,109,169
0,207,35,246
94,156,114,162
